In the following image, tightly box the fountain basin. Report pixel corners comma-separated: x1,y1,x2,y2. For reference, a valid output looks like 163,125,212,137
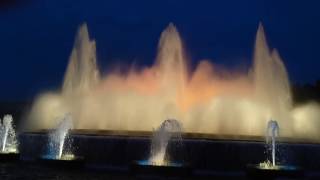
131,160,191,177
246,164,304,179
0,151,19,161
19,131,320,171
39,154,85,169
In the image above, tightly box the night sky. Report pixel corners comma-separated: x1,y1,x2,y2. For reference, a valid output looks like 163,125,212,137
0,0,320,100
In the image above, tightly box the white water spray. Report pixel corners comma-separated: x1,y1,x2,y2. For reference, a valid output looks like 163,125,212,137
267,120,279,166
47,113,73,159
0,115,17,153
27,23,320,141
149,119,182,165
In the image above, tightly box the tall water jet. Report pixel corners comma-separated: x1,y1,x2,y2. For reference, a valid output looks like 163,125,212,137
155,23,188,109
266,120,279,167
253,24,292,132
62,23,100,95
0,115,17,153
45,113,73,159
27,23,100,130
149,119,183,165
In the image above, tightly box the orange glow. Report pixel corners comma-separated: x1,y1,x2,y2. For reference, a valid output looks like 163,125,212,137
28,23,320,140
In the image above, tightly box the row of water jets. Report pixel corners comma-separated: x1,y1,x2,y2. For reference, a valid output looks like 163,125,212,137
150,118,279,168
0,113,279,168
47,114,280,168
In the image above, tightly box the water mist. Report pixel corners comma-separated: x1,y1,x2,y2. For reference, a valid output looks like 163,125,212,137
27,23,320,140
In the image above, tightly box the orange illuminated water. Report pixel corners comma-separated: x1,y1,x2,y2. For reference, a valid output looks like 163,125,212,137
27,23,320,139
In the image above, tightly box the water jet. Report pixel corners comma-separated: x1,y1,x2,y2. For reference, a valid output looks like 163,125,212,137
0,114,19,161
132,119,191,176
246,120,303,179
40,114,84,168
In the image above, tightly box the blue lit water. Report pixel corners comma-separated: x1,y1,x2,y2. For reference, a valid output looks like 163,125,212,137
137,160,183,167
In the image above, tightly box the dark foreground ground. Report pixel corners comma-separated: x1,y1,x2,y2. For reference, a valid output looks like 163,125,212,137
2,161,320,180
0,161,130,180
0,161,236,180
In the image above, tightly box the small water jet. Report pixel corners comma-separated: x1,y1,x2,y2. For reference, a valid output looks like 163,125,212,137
45,113,73,160
0,114,18,154
247,120,303,178
40,113,84,168
132,119,190,176
149,119,183,166
266,120,279,167
39,114,80,161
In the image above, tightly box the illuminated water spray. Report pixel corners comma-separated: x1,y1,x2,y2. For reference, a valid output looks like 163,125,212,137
149,119,182,165
267,120,279,167
46,113,73,159
27,22,320,140
0,115,17,153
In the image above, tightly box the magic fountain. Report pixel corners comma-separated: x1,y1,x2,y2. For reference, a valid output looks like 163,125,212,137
18,22,320,177
27,22,320,140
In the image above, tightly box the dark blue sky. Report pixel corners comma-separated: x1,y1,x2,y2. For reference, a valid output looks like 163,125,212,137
0,0,320,100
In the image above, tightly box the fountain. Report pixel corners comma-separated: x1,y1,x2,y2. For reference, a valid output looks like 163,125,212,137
132,119,190,176
246,120,303,178
40,113,84,168
148,119,182,166
26,22,320,140
0,114,19,160
45,113,73,160
0,115,17,153
18,22,320,176
266,120,279,167
25,21,320,140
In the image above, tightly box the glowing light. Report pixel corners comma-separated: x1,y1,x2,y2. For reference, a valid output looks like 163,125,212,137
26,23,320,140
59,153,76,161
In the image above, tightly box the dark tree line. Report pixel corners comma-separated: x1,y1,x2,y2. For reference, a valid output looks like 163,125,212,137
292,80,320,104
